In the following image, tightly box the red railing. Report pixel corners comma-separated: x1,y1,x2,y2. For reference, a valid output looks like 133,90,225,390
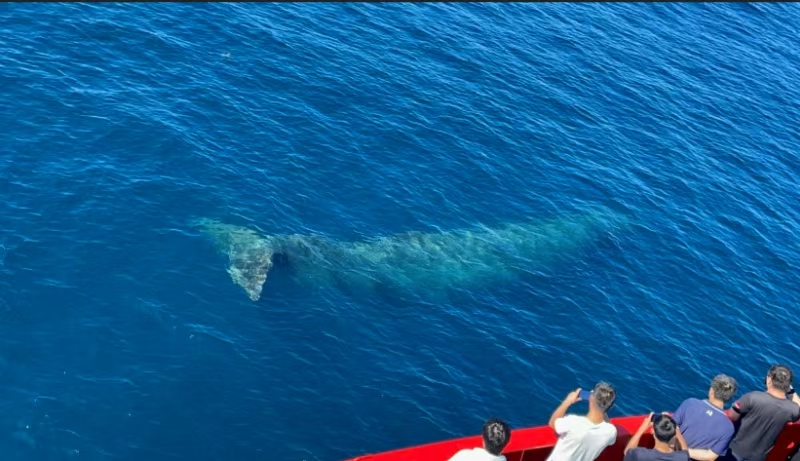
346,415,800,461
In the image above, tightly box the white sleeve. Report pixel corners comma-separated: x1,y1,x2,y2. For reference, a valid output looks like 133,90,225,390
554,415,577,436
606,425,617,446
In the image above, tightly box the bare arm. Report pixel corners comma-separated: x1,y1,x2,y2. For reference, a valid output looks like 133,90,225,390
672,420,720,460
728,393,753,423
674,424,687,451
549,389,580,430
625,414,652,455
687,449,719,461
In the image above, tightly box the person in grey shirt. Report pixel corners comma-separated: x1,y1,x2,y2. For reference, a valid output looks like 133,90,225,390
726,364,800,461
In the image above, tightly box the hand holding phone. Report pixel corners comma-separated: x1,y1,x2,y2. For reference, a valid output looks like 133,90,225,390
579,390,591,401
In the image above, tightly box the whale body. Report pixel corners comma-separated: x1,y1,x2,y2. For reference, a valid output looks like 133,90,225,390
192,208,628,302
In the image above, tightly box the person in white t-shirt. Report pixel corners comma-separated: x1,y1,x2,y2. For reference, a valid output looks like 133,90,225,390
546,381,618,461
448,418,511,461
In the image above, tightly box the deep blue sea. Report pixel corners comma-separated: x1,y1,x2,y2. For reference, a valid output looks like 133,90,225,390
2,3,800,460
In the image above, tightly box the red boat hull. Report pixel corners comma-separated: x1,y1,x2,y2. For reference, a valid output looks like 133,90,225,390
346,415,800,461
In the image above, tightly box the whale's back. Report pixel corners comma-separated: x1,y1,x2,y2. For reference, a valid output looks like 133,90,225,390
193,207,628,301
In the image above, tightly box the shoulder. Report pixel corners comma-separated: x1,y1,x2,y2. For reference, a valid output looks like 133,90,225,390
673,450,691,461
560,414,586,425
448,448,491,461
600,421,617,443
734,391,762,407
677,397,701,409
602,421,618,433
718,410,735,428
448,448,475,461
625,447,646,460
447,449,473,461
779,398,799,411
718,415,735,433
741,390,762,400
555,414,586,434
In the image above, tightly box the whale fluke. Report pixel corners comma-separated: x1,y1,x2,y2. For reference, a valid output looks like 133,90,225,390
191,219,275,301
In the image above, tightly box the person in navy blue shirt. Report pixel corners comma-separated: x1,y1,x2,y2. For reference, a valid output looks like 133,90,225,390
672,374,738,461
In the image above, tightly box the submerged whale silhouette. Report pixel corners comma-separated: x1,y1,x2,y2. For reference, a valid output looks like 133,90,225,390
192,208,628,302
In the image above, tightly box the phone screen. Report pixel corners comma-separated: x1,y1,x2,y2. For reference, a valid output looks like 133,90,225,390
579,390,591,401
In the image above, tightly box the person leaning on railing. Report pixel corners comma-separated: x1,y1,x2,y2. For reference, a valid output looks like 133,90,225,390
545,382,617,461
725,364,800,461
672,374,738,461
447,418,511,461
624,413,690,461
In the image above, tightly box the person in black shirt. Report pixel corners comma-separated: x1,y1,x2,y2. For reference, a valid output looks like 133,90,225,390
726,364,800,461
624,413,690,461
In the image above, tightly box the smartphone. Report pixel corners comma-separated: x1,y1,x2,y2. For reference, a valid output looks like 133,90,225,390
579,390,591,401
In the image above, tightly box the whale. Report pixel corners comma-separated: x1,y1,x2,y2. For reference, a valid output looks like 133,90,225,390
191,208,628,302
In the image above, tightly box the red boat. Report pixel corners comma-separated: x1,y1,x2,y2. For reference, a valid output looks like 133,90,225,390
346,415,800,461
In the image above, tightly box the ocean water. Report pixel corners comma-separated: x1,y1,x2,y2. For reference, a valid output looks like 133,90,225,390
2,3,800,460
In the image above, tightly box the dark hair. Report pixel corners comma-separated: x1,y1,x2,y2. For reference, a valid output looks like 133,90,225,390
652,414,678,443
768,365,794,392
593,382,616,412
482,418,511,456
711,374,738,402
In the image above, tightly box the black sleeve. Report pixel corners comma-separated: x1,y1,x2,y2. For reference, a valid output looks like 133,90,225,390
732,392,755,415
